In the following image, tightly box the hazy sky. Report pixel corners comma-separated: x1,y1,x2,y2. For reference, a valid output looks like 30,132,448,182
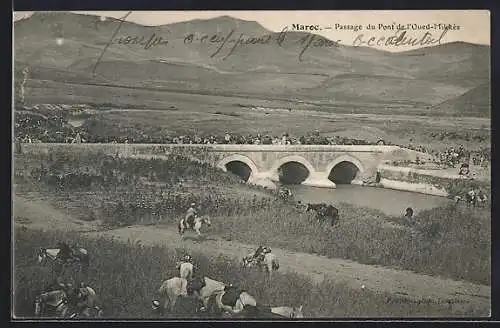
13,10,490,52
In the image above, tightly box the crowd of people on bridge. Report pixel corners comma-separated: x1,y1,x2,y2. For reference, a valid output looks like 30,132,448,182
15,111,491,172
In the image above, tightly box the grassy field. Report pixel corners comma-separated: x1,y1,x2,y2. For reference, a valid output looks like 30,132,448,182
14,151,491,285
22,76,490,150
19,59,490,153
13,228,488,318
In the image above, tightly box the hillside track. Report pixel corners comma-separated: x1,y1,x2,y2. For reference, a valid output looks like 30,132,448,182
13,195,490,312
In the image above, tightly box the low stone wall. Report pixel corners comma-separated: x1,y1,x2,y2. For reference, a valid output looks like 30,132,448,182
379,178,449,197
376,164,474,197
19,143,215,163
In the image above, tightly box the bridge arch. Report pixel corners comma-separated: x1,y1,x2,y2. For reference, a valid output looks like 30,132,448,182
217,154,259,182
270,155,316,184
326,155,365,184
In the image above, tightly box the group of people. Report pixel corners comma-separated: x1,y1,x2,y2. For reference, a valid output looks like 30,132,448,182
398,143,490,174
454,188,488,207
15,111,491,172
15,115,391,147
15,112,75,144
429,130,488,143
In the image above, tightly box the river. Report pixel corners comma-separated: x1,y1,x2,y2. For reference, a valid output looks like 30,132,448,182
287,184,452,216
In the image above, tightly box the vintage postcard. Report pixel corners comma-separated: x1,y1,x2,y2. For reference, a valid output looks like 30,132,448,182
12,10,491,319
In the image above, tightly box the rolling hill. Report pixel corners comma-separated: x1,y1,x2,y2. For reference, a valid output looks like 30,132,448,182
13,12,491,116
432,83,491,117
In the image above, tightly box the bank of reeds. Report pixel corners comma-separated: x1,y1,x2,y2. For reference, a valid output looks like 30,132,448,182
13,228,487,318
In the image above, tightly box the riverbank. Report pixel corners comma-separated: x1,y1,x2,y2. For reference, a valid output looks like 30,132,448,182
375,164,490,198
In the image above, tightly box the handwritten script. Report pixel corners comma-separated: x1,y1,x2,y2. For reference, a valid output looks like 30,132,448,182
183,27,341,61
93,13,454,73
115,33,168,50
352,29,450,48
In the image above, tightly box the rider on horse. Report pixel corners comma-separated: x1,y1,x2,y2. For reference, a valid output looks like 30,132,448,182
252,246,271,264
176,254,194,269
56,242,73,263
185,203,198,227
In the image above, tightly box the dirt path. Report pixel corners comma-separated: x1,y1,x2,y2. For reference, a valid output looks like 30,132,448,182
13,196,490,311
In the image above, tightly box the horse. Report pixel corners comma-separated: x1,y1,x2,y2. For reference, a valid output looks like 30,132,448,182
178,262,194,280
187,276,226,309
324,205,339,226
206,286,257,316
153,277,188,314
68,286,104,318
34,290,71,318
314,204,339,226
178,215,212,238
242,253,279,273
37,246,90,274
271,305,304,318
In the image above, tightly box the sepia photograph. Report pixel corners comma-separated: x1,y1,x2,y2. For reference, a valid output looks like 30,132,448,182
12,10,491,319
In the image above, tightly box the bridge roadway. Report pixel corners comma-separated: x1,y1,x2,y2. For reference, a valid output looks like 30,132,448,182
19,143,428,189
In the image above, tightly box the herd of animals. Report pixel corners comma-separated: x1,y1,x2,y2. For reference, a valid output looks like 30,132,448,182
151,252,301,318
32,233,301,319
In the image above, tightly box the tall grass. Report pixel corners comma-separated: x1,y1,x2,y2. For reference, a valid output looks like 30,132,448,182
14,152,491,285
212,203,490,285
13,228,488,318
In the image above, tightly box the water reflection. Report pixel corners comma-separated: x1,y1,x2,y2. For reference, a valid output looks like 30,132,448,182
288,184,452,216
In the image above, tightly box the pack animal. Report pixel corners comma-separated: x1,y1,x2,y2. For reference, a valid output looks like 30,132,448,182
178,215,212,237
206,285,257,316
186,276,225,309
34,290,71,318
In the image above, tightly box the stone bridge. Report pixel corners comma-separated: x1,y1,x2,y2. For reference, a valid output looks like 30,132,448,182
19,143,427,189
207,144,422,188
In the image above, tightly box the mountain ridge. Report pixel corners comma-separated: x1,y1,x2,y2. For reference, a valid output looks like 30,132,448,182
13,12,491,116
